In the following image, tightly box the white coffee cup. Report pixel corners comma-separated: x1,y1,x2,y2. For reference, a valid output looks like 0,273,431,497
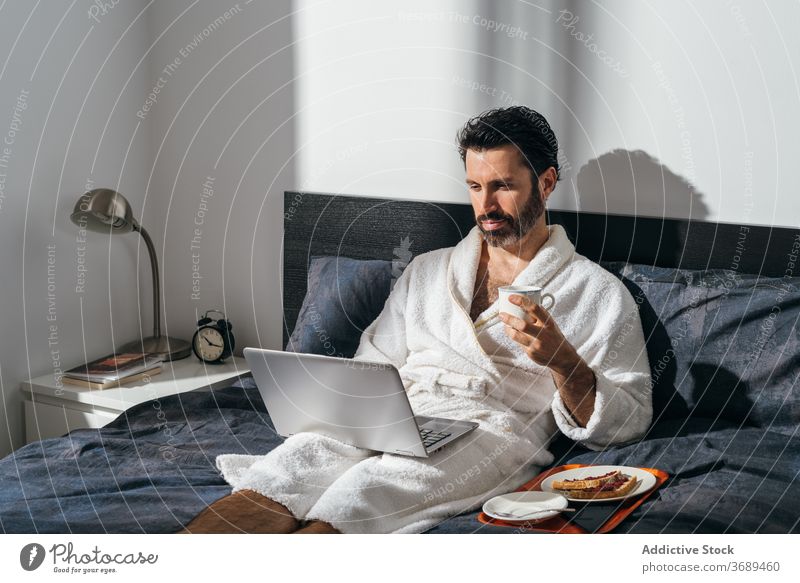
498,285,555,322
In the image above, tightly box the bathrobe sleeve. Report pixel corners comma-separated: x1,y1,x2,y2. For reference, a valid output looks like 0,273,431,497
352,260,412,370
550,276,653,451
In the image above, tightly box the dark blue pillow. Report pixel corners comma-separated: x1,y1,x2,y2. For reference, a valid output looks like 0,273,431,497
285,256,393,358
602,262,800,432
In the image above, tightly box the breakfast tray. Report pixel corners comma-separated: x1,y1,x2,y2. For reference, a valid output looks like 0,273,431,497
477,464,669,533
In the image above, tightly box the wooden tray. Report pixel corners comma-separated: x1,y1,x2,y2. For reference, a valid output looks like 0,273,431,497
477,464,669,533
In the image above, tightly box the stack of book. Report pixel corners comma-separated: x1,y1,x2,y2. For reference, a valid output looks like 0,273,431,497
62,352,163,390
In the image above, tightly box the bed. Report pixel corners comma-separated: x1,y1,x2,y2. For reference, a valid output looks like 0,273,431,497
2,191,799,533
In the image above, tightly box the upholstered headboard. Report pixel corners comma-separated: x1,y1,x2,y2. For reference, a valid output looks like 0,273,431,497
282,190,800,347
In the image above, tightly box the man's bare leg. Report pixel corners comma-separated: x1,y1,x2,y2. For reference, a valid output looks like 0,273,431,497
180,489,300,534
292,520,341,534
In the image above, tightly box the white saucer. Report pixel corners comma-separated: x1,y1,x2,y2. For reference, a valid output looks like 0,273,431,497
482,491,568,523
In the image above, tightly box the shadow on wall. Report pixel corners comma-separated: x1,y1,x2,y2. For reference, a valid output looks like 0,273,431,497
575,149,709,221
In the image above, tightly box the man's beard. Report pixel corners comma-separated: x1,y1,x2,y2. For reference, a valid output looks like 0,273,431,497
476,187,545,248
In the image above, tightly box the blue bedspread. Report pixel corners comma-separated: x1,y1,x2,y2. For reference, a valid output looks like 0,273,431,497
1,377,798,534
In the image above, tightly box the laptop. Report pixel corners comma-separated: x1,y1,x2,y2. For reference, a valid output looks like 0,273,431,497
244,347,479,458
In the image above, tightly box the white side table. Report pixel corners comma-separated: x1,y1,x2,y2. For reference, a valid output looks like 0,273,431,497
21,356,251,444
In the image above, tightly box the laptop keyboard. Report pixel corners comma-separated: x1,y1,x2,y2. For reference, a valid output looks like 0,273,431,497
420,428,452,449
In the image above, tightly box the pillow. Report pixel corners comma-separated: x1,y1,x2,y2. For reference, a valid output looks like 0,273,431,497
285,256,394,358
601,262,800,432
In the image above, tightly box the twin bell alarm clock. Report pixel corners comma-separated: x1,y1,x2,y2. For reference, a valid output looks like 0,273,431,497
191,309,235,364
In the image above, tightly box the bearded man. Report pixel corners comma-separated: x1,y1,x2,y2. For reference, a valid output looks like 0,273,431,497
184,106,652,534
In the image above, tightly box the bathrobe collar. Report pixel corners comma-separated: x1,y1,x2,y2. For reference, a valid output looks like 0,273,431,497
447,223,576,322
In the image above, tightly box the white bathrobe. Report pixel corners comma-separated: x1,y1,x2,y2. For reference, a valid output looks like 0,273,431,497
216,224,652,533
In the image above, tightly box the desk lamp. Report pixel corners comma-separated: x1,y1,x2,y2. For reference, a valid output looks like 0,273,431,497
70,189,191,360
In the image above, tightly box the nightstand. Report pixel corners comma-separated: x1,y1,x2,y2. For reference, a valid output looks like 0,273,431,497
21,356,250,444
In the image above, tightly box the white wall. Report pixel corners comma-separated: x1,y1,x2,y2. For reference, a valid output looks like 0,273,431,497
295,0,800,228
144,1,296,355
0,1,152,457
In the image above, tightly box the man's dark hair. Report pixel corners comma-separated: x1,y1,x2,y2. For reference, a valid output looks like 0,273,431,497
456,106,560,182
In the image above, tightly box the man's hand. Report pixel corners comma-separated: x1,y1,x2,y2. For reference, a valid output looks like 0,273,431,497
498,294,575,370
499,293,597,427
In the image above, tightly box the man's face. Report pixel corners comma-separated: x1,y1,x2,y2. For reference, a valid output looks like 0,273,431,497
465,144,545,248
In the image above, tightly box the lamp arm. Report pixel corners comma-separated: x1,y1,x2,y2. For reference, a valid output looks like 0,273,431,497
134,224,161,339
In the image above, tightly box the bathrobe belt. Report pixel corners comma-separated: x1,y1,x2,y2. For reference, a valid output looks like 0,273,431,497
401,367,488,397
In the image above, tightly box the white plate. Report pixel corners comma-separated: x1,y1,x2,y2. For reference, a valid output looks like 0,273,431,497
540,465,656,503
482,491,568,523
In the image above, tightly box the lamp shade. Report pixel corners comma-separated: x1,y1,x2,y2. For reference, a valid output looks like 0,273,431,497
70,189,138,233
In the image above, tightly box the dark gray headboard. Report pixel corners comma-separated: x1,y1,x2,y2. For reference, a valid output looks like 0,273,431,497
282,191,800,346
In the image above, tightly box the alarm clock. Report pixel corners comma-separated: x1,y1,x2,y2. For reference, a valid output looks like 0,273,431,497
192,309,235,363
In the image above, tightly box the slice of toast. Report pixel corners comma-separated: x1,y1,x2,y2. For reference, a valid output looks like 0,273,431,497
559,474,639,499
552,469,621,491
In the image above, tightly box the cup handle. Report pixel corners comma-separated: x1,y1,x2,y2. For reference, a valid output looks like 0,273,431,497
541,293,555,310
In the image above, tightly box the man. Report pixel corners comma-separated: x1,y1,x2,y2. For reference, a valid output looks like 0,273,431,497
183,106,652,534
